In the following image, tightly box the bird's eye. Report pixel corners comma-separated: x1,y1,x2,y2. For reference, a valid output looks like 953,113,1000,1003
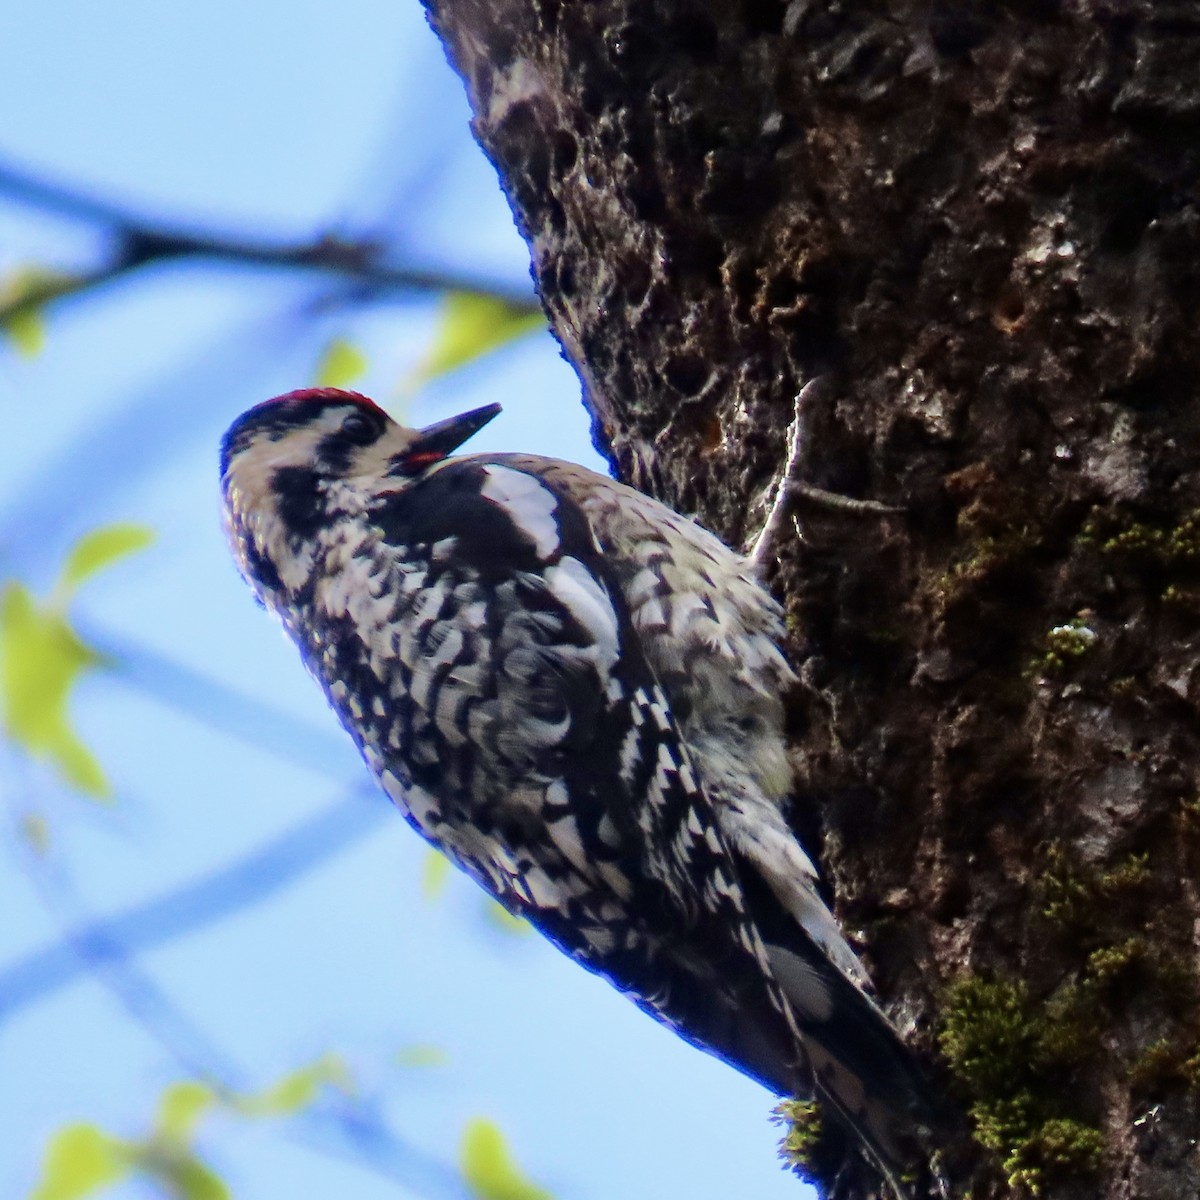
341,411,376,443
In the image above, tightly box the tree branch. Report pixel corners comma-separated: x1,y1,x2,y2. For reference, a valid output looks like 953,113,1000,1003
0,158,541,326
423,2,1200,1196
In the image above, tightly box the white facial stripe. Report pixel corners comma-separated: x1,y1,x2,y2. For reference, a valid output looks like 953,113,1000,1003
224,406,363,596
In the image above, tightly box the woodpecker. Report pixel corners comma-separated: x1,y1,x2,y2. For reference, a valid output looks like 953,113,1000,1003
220,388,929,1192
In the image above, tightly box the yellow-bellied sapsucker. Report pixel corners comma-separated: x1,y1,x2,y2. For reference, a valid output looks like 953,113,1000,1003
220,388,929,1191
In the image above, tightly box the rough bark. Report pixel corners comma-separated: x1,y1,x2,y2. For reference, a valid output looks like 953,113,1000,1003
422,2,1200,1196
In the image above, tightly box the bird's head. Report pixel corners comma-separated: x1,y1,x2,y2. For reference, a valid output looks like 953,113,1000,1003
220,387,500,597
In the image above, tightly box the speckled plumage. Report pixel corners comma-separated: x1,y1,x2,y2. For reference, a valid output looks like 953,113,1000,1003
220,389,928,1192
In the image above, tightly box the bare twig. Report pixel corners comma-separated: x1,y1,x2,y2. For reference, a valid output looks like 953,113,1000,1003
748,378,905,573
0,157,542,326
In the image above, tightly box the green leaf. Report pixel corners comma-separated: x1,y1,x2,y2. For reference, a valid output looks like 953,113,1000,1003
155,1081,215,1143
0,583,108,797
31,1124,130,1200
53,737,109,798
1,266,74,358
394,1043,449,1070
58,524,154,597
235,1053,348,1116
161,1155,230,1200
421,847,452,900
485,900,531,937
461,1119,554,1200
408,292,544,390
314,336,368,388
6,306,45,357
1,526,152,798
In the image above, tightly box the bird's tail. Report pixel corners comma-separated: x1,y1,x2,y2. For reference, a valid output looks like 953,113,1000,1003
783,956,936,1198
803,1037,926,1198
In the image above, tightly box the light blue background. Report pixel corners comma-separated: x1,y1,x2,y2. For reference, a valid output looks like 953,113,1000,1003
0,4,812,1199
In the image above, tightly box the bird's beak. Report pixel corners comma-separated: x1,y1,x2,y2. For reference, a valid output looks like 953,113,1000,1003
410,403,502,460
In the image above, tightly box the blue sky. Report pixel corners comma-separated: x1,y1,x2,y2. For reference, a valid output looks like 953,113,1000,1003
0,4,813,1199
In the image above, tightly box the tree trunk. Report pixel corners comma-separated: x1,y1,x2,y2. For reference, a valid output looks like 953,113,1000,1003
422,2,1200,1196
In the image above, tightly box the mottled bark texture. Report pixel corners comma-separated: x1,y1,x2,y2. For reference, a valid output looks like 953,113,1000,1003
422,2,1200,1196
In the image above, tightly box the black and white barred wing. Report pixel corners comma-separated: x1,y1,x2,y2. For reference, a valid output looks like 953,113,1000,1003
307,459,812,1093
494,456,874,991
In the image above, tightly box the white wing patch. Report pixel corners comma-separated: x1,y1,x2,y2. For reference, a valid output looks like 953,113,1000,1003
544,555,620,675
480,464,560,559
